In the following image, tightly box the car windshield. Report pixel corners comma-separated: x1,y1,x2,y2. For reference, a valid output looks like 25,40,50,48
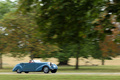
29,60,41,63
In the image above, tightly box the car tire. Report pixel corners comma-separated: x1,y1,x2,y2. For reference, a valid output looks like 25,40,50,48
51,69,57,73
25,72,29,73
16,69,22,73
43,66,49,73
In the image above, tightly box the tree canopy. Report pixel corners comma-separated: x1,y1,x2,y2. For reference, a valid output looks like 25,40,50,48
0,11,58,59
0,0,16,19
0,0,118,69
17,0,120,69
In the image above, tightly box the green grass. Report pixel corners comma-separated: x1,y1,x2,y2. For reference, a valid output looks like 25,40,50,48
0,75,120,80
0,68,12,72
58,65,120,73
1,65,120,73
0,66,120,80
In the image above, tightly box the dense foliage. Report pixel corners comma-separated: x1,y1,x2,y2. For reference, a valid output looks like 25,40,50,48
16,0,120,69
1,0,120,69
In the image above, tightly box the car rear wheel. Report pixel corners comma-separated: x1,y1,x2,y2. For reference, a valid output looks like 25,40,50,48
16,69,22,73
51,69,57,73
25,72,29,73
43,66,49,73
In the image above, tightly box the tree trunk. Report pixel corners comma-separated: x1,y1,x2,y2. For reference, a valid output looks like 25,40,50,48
75,43,80,69
30,53,34,60
30,48,34,60
0,53,2,69
101,57,105,65
75,54,79,69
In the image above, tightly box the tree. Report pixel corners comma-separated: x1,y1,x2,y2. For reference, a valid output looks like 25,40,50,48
92,0,120,65
0,28,8,69
18,0,107,69
33,43,74,65
0,0,16,19
100,37,120,65
0,11,58,60
0,0,16,69
54,44,74,65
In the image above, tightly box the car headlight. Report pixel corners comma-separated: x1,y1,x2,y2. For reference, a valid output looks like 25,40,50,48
53,65,56,67
48,62,52,66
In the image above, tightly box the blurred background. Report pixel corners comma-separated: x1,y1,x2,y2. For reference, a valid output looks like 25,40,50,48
0,0,120,70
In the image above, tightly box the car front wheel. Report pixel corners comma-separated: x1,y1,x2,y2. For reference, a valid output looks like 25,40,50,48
43,66,49,73
16,69,22,73
51,69,57,73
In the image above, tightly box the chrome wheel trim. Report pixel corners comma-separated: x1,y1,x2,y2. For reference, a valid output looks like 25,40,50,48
44,67,49,73
17,69,21,73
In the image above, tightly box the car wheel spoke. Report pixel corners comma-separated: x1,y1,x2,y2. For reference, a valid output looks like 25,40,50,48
43,67,49,73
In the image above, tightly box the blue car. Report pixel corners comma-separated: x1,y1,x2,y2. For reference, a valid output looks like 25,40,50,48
12,60,58,73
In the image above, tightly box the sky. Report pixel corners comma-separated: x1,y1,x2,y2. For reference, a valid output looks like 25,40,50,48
11,0,15,1
0,0,16,2
10,0,16,1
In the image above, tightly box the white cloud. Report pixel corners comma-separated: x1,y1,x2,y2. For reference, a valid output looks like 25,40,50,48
10,0,16,2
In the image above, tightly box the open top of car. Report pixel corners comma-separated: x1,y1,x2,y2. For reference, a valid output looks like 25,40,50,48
29,60,41,63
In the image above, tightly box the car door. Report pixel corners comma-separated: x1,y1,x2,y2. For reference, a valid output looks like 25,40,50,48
35,63,46,71
22,63,36,71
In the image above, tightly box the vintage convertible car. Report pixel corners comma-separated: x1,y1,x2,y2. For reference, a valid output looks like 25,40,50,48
12,60,58,73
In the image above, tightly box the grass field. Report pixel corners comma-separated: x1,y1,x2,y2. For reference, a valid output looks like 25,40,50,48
58,65,120,73
0,75,120,80
1,65,120,73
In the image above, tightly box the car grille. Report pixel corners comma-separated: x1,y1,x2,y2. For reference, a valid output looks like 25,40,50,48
50,62,52,66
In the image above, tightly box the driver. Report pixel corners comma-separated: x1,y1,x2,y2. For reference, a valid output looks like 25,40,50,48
29,60,33,63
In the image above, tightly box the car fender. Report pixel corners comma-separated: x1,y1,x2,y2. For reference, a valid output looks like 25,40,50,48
51,64,58,69
36,64,51,71
12,64,23,72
